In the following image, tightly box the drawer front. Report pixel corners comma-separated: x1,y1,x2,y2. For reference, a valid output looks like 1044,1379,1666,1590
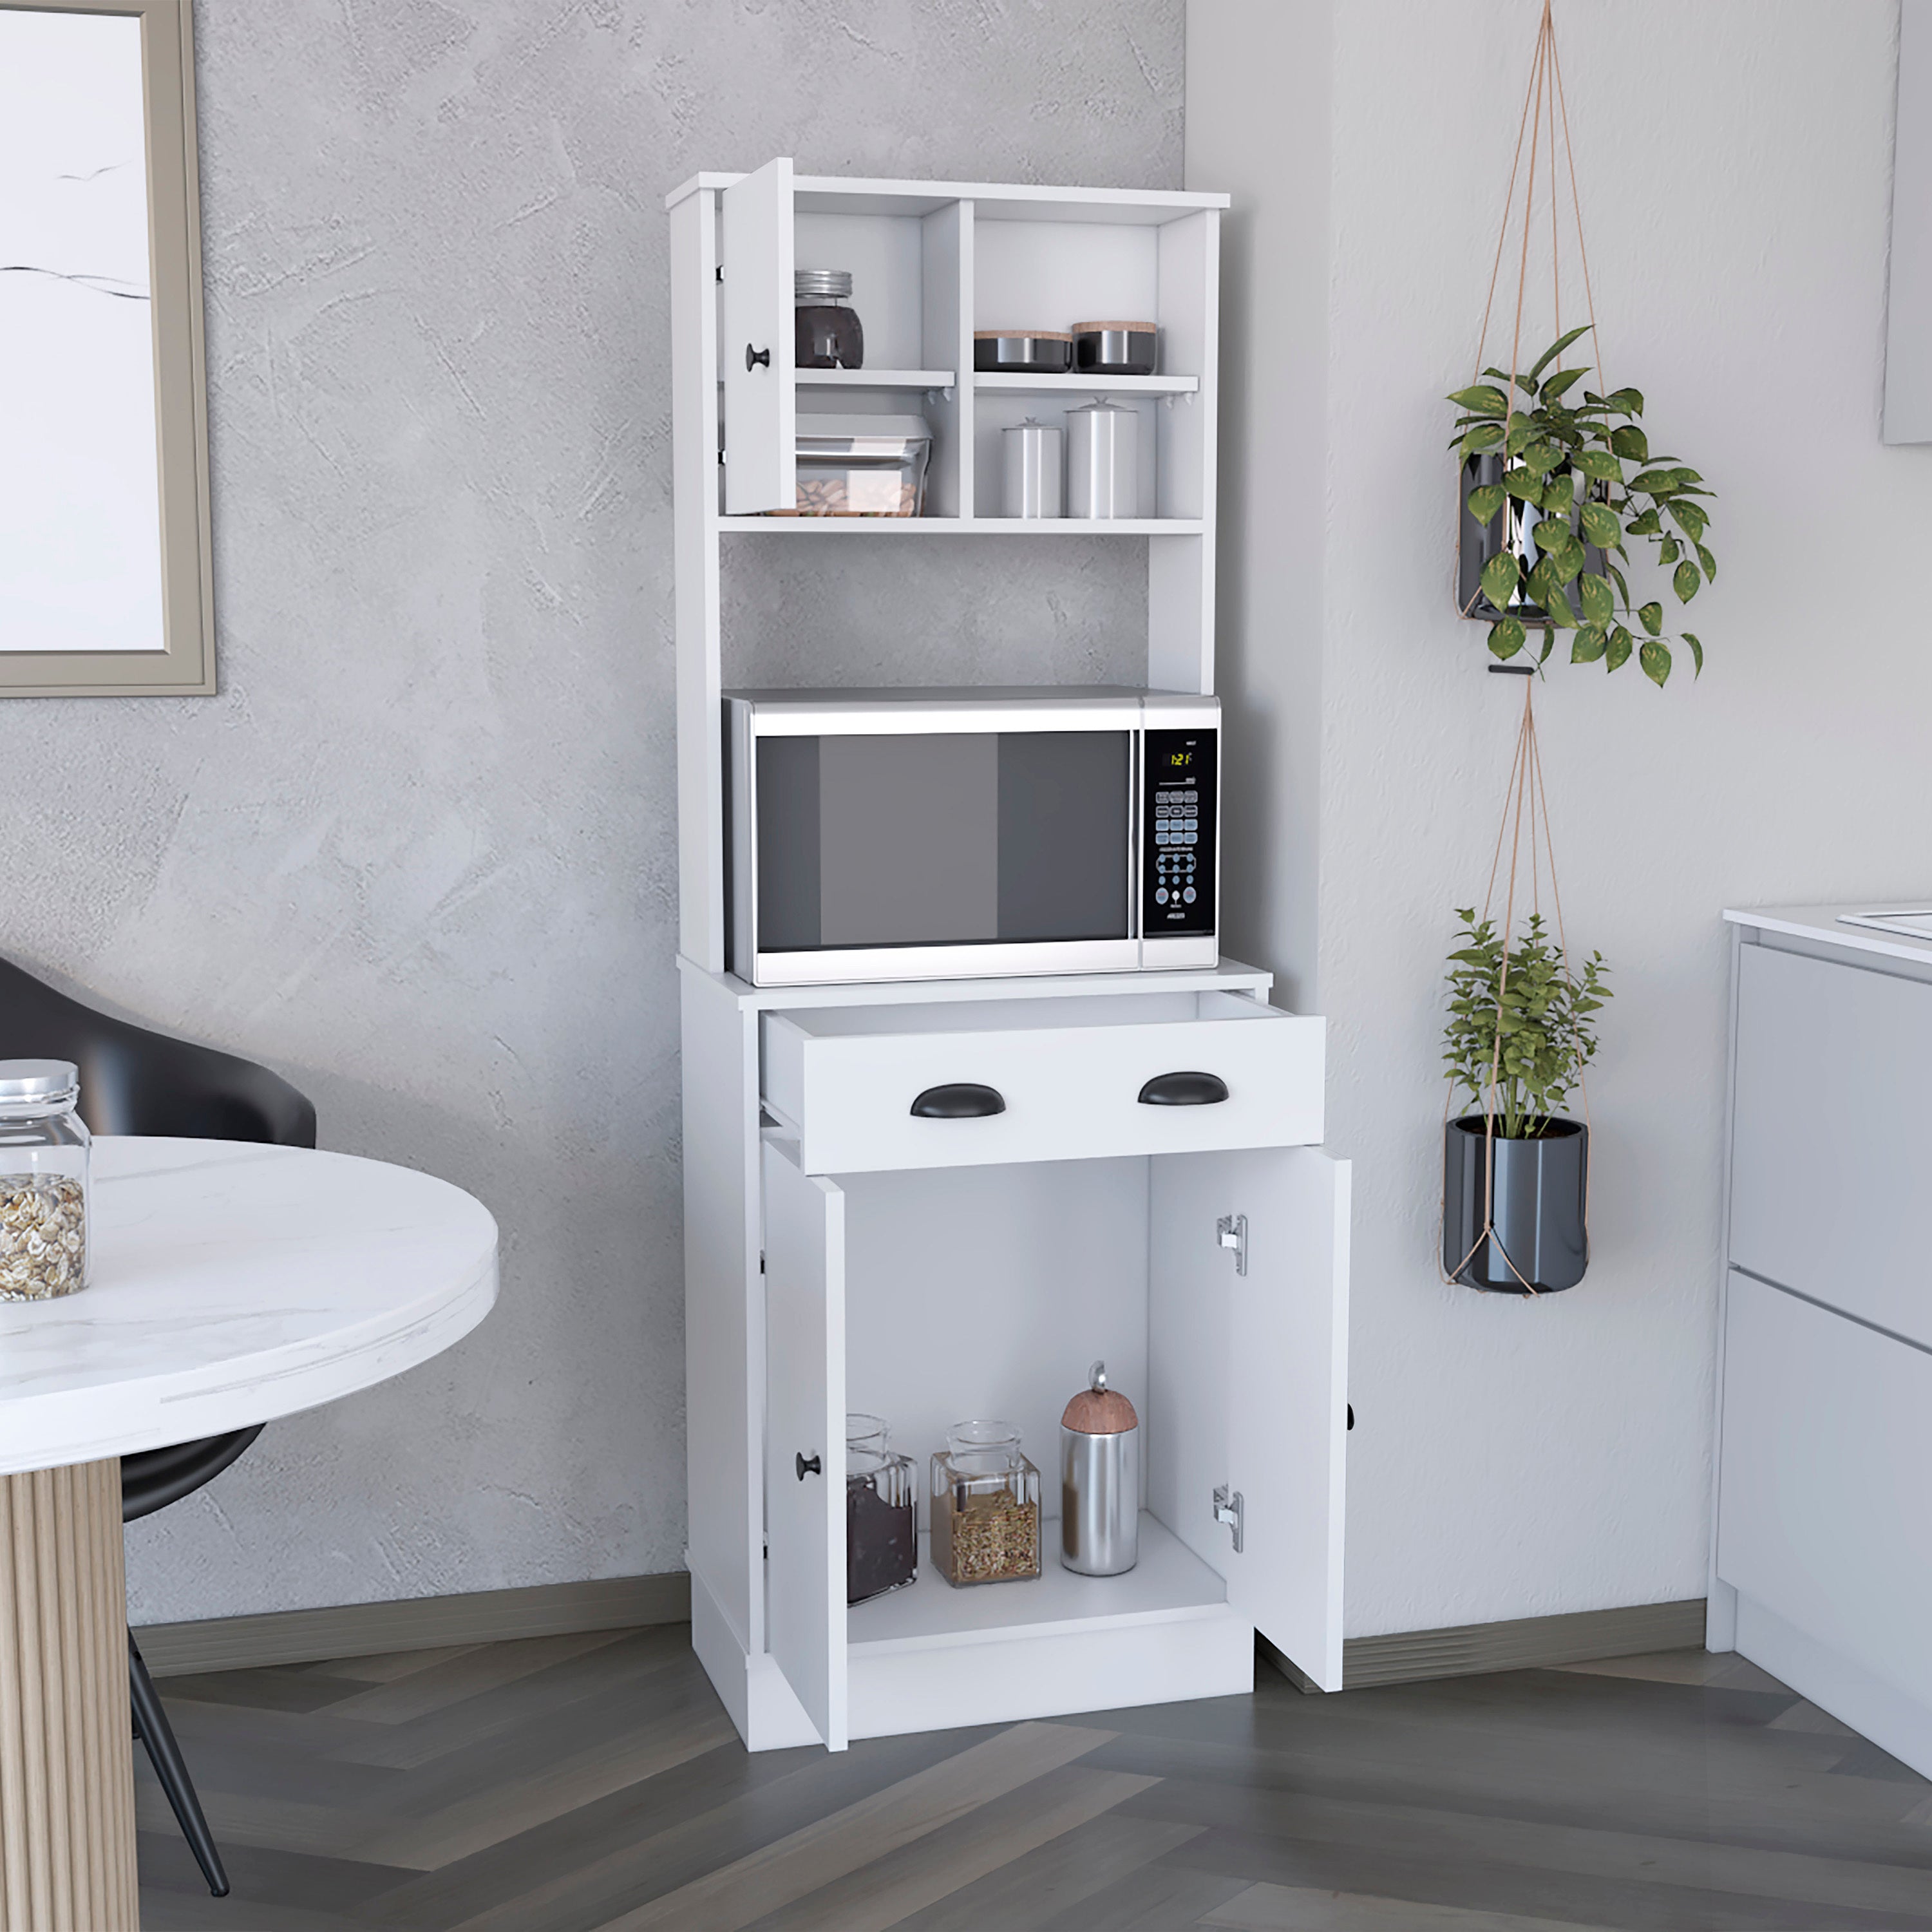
768,1008,1323,1174
1718,1273,1932,1712
1731,943,1932,1345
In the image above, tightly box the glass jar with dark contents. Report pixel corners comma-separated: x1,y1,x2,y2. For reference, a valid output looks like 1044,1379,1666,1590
846,1414,916,1605
795,269,864,370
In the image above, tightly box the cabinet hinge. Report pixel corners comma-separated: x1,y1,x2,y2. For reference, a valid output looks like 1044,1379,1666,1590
1213,1484,1244,1554
1217,1213,1248,1276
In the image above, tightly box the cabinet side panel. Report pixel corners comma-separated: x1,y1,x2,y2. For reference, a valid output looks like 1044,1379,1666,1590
681,968,761,1653
672,189,724,968
920,202,966,520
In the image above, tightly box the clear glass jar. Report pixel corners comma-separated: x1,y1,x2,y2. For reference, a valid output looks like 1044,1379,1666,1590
930,1420,1041,1587
786,414,931,517
846,1413,917,1605
0,1061,90,1301
795,268,864,370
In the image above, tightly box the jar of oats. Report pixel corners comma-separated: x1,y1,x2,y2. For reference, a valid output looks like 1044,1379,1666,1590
930,1421,1040,1587
0,1061,90,1302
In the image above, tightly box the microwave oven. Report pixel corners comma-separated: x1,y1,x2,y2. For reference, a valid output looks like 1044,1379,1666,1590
724,688,1219,987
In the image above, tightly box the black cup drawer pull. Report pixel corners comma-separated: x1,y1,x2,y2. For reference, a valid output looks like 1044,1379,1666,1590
795,1452,821,1481
1137,1070,1230,1107
745,343,771,370
910,1083,1006,1119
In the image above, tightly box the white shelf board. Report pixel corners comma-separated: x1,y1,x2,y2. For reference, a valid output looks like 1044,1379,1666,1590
848,1515,1227,1656
667,171,1229,222
678,954,1276,1012
715,516,1205,536
720,370,955,392
975,374,1199,396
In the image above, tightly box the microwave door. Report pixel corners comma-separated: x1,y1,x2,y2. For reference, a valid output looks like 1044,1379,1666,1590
743,723,1142,985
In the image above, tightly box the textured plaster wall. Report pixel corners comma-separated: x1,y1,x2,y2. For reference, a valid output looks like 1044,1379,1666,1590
1195,0,1927,1638
0,1,1180,1625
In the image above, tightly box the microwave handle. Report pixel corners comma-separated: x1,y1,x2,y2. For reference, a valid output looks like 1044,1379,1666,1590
1137,1070,1230,1106
910,1083,1007,1119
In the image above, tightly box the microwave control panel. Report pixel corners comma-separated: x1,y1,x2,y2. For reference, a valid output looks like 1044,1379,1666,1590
1141,727,1216,936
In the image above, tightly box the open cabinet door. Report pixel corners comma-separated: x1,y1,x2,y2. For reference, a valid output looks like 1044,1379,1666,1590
762,1139,848,1748
721,156,796,513
1151,1146,1350,1690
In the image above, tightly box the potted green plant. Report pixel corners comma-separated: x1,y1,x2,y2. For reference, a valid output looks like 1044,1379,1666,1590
1452,325,1715,687
1441,906,1610,1293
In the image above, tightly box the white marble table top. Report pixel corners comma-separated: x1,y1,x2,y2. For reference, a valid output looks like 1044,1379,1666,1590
0,1138,497,1476
1725,903,1932,969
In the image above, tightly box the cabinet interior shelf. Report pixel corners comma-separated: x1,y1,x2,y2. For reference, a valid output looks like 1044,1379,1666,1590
974,373,1199,396
714,516,1206,535
848,1514,1227,1653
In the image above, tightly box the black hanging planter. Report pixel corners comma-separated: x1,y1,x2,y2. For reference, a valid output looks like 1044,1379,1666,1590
1442,1114,1589,1294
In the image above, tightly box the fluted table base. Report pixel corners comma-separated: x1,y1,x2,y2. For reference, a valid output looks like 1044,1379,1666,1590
0,1460,137,1932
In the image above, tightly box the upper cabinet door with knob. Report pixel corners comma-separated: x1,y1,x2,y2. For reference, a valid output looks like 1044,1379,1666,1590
721,157,797,513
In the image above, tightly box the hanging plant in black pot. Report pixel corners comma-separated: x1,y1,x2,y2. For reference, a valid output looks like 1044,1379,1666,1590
1441,902,1609,1295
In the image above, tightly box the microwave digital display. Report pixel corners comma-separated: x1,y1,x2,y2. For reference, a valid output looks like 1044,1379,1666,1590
755,730,1132,952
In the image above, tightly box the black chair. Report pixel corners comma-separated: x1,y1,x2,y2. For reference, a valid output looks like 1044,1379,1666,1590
0,956,315,1899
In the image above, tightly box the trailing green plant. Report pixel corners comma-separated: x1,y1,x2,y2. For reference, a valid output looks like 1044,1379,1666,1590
1443,907,1610,1139
1448,325,1715,687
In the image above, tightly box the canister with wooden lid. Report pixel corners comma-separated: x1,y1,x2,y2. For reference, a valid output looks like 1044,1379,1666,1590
1059,1360,1139,1575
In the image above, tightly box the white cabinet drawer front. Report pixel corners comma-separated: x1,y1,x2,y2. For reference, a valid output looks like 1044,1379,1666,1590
1718,1273,1932,1713
764,1000,1323,1173
1731,943,1932,1345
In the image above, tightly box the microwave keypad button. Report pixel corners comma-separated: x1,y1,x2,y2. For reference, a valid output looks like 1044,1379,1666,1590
1155,887,1170,905
1183,887,1197,904
1183,790,1197,802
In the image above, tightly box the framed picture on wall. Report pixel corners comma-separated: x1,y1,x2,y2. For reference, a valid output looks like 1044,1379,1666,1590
0,0,214,696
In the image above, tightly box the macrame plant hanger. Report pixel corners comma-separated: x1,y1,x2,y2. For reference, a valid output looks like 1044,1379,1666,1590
1441,0,1596,1293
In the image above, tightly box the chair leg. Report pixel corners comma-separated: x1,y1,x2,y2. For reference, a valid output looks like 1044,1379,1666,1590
128,1631,230,1898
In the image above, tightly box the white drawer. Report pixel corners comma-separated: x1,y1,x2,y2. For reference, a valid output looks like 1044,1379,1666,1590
760,991,1323,1174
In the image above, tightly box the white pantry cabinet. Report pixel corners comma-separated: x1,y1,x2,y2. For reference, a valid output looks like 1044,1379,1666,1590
669,162,1350,1753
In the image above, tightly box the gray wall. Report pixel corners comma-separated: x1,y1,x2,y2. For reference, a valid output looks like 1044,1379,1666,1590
6,1,1181,1624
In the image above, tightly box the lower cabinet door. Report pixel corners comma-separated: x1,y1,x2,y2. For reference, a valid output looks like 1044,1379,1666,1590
1718,1270,1932,1713
1149,1146,1351,1690
762,1140,848,1750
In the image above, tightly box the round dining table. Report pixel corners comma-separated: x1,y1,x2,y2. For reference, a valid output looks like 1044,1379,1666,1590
0,1137,497,1932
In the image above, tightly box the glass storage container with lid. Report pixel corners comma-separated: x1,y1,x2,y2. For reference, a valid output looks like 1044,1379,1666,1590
930,1420,1041,1586
784,413,931,517
0,1060,90,1301
795,268,864,370
846,1412,917,1605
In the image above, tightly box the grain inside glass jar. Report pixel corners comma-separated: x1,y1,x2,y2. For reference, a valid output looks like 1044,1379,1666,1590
0,1060,91,1302
929,1420,1041,1587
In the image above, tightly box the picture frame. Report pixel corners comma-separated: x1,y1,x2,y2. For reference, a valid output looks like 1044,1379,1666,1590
0,0,214,696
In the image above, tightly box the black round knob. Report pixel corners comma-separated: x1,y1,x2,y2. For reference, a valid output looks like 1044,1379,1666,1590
746,344,772,370
795,1452,822,1481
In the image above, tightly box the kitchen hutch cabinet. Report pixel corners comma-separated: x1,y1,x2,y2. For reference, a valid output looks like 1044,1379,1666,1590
668,160,1350,1751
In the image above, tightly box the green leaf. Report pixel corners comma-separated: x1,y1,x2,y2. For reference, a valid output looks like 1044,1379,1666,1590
1528,324,1594,381
1696,542,1717,581
1448,384,1510,415
1480,551,1522,609
1521,441,1561,475
1674,558,1701,603
1542,475,1576,513
1629,468,1679,495
1624,507,1662,537
1540,580,1577,627
1502,466,1542,500
1658,535,1681,567
1609,423,1649,462
1576,571,1615,624
1607,625,1634,671
1539,366,1587,401
1466,483,1506,526
1667,498,1709,540
1571,446,1623,482
1607,560,1631,605
1571,623,1609,663
1638,600,1664,636
1578,500,1621,548
1602,386,1644,415
1640,638,1672,687
1505,414,1536,455
1461,422,1506,459
1683,631,1704,677
1488,616,1527,659
1537,626,1555,663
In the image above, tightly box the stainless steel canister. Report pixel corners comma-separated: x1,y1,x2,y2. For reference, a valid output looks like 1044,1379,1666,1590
1003,417,1063,518
1059,1360,1139,1575
1066,397,1139,519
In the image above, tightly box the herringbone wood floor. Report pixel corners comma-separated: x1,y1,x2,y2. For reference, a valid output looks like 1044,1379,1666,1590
132,1630,1932,1931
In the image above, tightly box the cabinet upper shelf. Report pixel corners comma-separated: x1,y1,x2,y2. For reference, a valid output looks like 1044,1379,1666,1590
667,171,1230,223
